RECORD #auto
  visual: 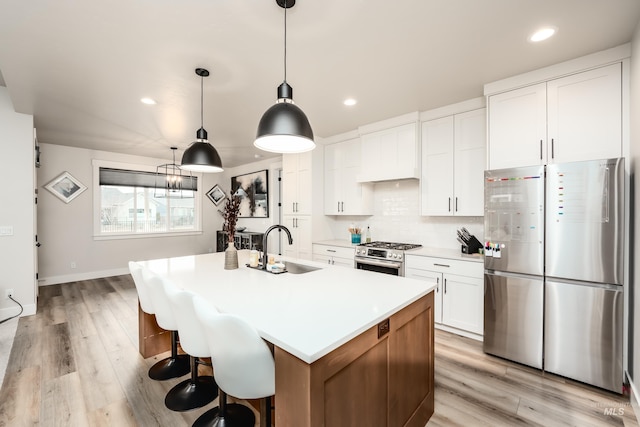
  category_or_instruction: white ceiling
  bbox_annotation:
[1,0,639,168]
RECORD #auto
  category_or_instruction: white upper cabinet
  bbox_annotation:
[282,151,312,215]
[324,138,373,215]
[422,116,454,215]
[421,101,485,217]
[487,83,546,169]
[357,114,420,182]
[546,63,622,163]
[488,62,623,169]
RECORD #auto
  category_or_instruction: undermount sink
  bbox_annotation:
[250,261,321,275]
[285,262,321,275]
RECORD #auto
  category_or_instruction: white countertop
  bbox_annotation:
[141,251,435,364]
[313,240,484,263]
[312,239,360,249]
[405,247,484,263]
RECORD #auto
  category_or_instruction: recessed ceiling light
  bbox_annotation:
[140,97,157,105]
[343,98,357,106]
[529,27,557,43]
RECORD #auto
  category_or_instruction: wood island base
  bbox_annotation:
[139,293,434,427]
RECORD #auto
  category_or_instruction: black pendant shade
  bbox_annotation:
[254,0,315,154]
[181,138,223,174]
[255,84,314,153]
[181,68,224,173]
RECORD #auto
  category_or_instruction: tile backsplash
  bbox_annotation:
[326,179,483,250]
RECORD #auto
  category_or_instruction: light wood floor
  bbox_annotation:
[0,274,637,427]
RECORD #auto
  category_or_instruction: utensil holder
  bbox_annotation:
[351,234,361,244]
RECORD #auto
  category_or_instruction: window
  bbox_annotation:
[94,162,201,237]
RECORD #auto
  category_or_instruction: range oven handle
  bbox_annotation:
[355,258,402,269]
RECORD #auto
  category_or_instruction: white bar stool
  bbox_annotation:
[161,277,218,411]
[128,261,189,380]
[193,295,275,427]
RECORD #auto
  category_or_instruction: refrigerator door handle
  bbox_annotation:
[547,276,622,292]
[604,167,609,222]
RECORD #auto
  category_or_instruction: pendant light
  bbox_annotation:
[181,68,224,173]
[254,0,315,154]
[154,147,195,198]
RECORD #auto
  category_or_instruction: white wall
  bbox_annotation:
[37,145,285,285]
[203,157,283,254]
[0,87,36,317]
[37,143,221,284]
[629,18,640,407]
[324,179,483,249]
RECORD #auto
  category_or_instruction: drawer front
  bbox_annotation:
[405,255,482,278]
[312,244,354,259]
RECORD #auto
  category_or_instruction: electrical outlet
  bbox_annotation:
[70,261,77,269]
[5,289,14,299]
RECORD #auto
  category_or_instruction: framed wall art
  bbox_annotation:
[44,171,87,204]
[206,184,226,206]
[231,169,269,218]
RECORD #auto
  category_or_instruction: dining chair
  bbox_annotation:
[161,277,218,411]
[128,261,189,380]
[193,295,275,427]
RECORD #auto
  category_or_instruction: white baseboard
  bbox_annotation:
[0,303,36,319]
[435,323,483,341]
[39,267,130,286]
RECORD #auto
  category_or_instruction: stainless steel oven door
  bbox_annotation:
[355,257,403,276]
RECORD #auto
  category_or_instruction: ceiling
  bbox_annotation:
[1,0,639,168]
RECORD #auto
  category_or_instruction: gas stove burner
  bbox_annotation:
[359,241,422,251]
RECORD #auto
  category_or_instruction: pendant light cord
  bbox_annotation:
[200,74,204,128]
[283,0,287,83]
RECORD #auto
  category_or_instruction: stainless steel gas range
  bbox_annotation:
[354,241,422,276]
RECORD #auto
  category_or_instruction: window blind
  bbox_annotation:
[99,167,198,191]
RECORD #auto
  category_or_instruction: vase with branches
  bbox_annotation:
[222,193,241,269]
[223,193,241,244]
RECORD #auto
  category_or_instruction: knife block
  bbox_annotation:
[462,236,483,254]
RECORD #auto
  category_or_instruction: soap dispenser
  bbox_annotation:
[249,247,260,268]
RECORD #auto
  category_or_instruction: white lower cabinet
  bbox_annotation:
[405,255,483,337]
[283,216,312,261]
[312,244,354,268]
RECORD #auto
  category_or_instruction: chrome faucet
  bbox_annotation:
[262,224,293,270]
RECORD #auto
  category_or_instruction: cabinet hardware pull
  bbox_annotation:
[540,140,543,160]
[448,197,451,212]
[436,277,439,292]
[337,201,340,212]
[327,249,336,253]
[444,278,447,294]
[455,197,458,212]
[341,201,344,212]
[433,263,450,268]
[551,138,555,159]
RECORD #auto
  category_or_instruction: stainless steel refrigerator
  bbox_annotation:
[483,158,624,393]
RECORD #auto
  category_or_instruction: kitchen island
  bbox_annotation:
[139,251,435,427]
